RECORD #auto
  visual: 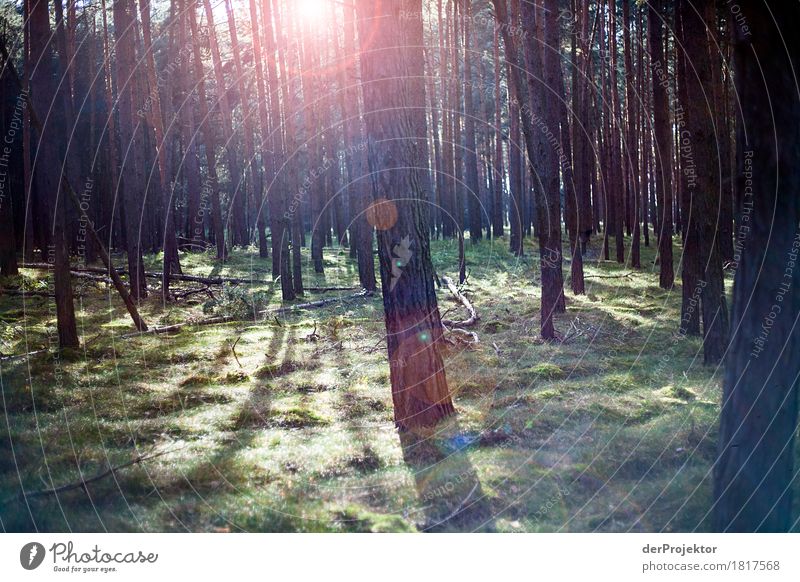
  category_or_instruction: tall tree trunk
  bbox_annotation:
[519,0,565,338]
[463,2,481,244]
[679,0,729,364]
[187,2,226,260]
[673,0,701,337]
[172,0,202,251]
[113,0,149,300]
[0,54,18,276]
[638,6,650,248]
[201,0,245,250]
[138,0,181,299]
[300,17,325,275]
[559,6,582,295]
[491,25,504,239]
[648,0,674,289]
[28,0,79,347]
[224,0,256,252]
[623,1,641,269]
[608,0,625,264]
[341,0,376,292]
[571,0,593,258]
[249,0,271,263]
[508,62,524,256]
[438,0,455,241]
[451,0,466,282]
[282,0,305,295]
[255,0,294,300]
[356,0,455,430]
[714,0,800,532]
[492,0,530,254]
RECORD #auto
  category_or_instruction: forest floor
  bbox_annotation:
[2,233,796,532]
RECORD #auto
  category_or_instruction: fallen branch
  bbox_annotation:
[25,263,359,292]
[0,348,48,362]
[22,263,269,286]
[584,271,635,280]
[121,292,375,338]
[444,326,480,345]
[1,289,56,298]
[21,449,174,500]
[306,286,358,293]
[265,290,374,317]
[440,276,479,328]
[171,285,212,299]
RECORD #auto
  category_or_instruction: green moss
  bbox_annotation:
[179,374,214,388]
[230,404,329,430]
[254,360,300,378]
[222,370,250,384]
[658,384,698,401]
[527,362,565,380]
[604,372,640,393]
[332,505,415,533]
[0,239,732,533]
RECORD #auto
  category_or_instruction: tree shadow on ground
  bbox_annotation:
[398,419,495,532]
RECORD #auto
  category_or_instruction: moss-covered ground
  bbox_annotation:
[2,232,797,532]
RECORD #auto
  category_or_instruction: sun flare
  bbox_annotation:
[297,0,328,23]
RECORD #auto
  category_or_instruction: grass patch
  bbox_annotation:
[0,236,755,532]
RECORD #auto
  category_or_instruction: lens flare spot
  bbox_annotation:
[366,198,399,230]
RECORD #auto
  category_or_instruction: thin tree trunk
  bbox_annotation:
[608,0,625,264]
[341,0,376,292]
[623,1,641,269]
[559,6,583,295]
[113,0,149,300]
[492,25,504,239]
[187,3,226,260]
[674,0,701,337]
[463,2,481,245]
[138,0,181,299]
[257,0,295,300]
[201,0,245,250]
[452,0,466,282]
[648,0,674,289]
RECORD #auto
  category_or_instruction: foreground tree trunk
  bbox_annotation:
[356,0,455,431]
[713,0,800,533]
